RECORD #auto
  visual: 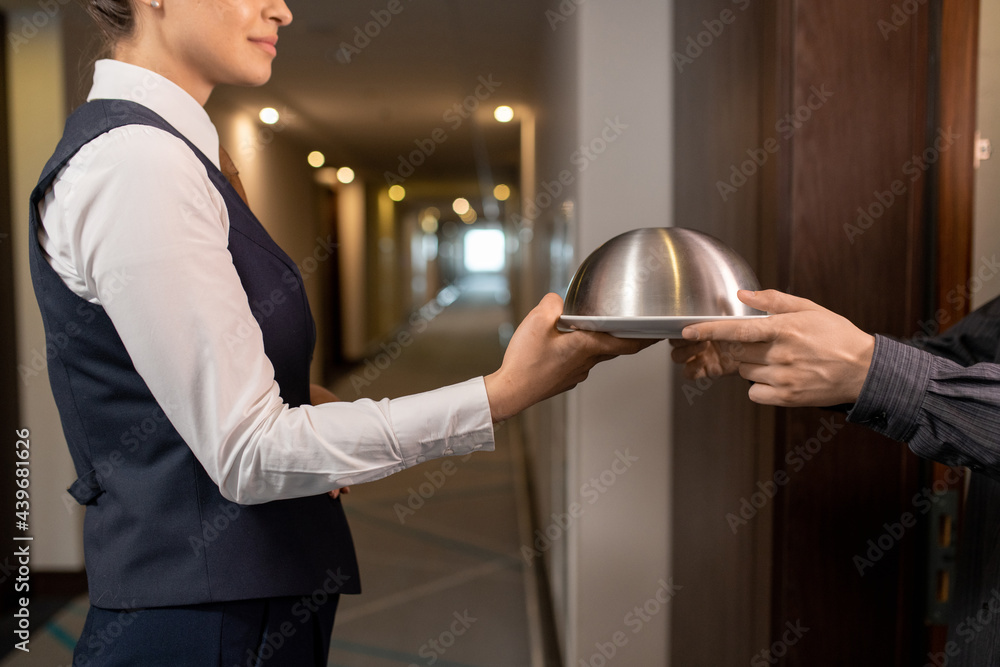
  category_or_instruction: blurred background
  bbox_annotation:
[0,0,999,665]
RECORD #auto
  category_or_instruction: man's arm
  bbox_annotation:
[677,290,1000,478]
[907,295,1000,366]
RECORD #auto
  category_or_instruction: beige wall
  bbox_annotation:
[569,1,673,664]
[337,180,368,361]
[519,0,577,648]
[974,0,1000,308]
[7,8,83,570]
[522,0,674,662]
[207,101,329,382]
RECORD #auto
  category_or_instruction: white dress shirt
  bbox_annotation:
[37,59,495,505]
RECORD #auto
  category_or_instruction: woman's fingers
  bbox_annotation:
[484,294,659,422]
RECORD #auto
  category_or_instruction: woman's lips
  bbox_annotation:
[250,37,278,56]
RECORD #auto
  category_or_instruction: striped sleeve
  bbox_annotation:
[848,334,1000,475]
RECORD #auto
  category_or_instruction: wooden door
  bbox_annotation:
[770,0,975,663]
[671,0,978,664]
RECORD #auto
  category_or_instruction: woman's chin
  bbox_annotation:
[228,65,273,88]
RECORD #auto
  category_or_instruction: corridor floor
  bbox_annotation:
[0,276,545,666]
[324,277,540,667]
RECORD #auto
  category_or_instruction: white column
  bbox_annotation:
[567,0,674,663]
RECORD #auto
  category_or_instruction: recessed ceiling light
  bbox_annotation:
[308,151,325,168]
[337,167,355,184]
[494,106,514,123]
[259,107,280,125]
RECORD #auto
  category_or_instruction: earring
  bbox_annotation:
[150,0,160,7]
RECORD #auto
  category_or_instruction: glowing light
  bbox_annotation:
[452,197,471,215]
[336,167,355,184]
[460,208,478,224]
[259,107,280,125]
[421,216,439,234]
[388,185,406,202]
[307,151,326,168]
[493,184,511,201]
[494,105,514,123]
[420,207,440,233]
[464,229,506,272]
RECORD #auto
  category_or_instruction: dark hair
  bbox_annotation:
[78,0,135,54]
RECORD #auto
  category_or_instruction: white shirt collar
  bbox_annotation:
[88,59,221,170]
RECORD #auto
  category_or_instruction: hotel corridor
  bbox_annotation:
[0,276,551,667]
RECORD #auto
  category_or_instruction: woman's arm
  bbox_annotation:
[63,127,650,506]
[310,385,350,499]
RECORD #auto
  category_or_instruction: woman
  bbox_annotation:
[28,0,650,663]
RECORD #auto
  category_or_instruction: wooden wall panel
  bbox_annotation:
[672,0,939,663]
[671,0,777,663]
[772,0,931,663]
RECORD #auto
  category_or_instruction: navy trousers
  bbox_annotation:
[72,594,340,666]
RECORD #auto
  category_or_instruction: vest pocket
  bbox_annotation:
[68,468,105,505]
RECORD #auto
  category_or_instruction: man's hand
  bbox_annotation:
[484,293,657,422]
[677,290,875,407]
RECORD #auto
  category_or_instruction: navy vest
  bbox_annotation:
[28,99,360,608]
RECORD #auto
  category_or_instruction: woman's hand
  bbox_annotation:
[309,383,351,499]
[677,290,875,407]
[484,293,656,423]
[669,339,743,380]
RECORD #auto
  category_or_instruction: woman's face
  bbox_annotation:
[134,0,293,100]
